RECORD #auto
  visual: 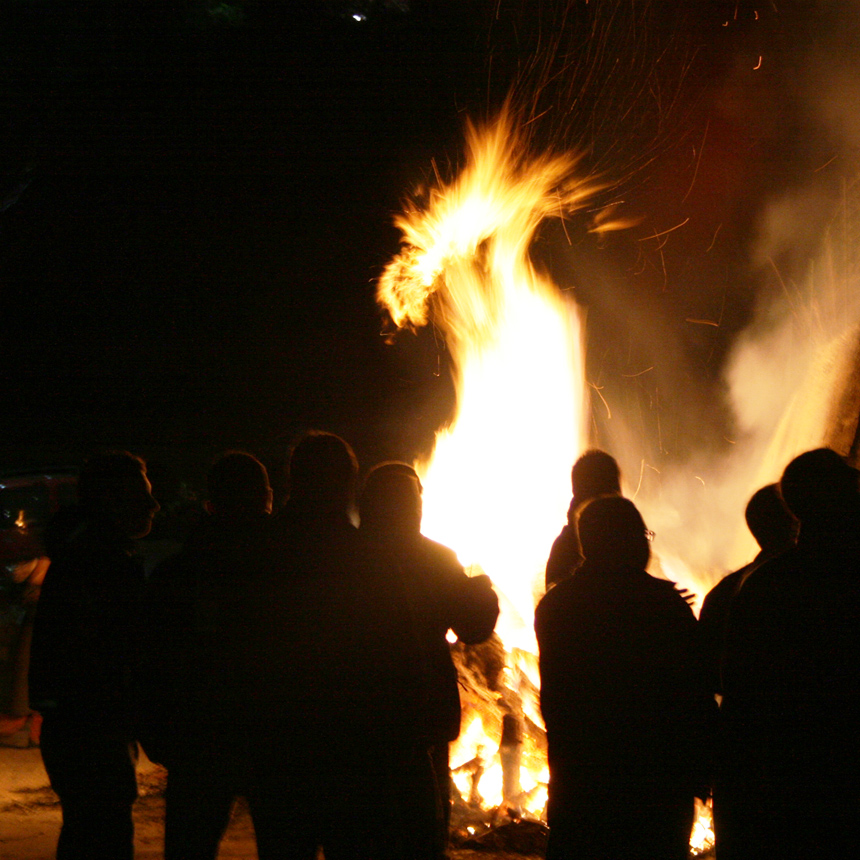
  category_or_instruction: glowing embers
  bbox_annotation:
[448,640,547,834]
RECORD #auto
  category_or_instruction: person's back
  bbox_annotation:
[259,506,418,736]
[718,449,860,860]
[31,519,147,733]
[536,496,712,860]
[141,451,273,860]
[29,451,159,860]
[248,434,426,860]
[359,463,498,737]
[698,483,797,696]
[359,462,499,857]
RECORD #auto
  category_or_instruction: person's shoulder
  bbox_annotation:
[647,572,688,594]
[419,535,462,568]
[734,547,799,600]
[536,574,579,615]
[536,576,592,647]
[664,575,696,601]
[700,567,746,625]
[51,520,121,567]
[637,572,697,615]
[705,565,748,601]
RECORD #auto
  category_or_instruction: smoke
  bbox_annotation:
[378,2,860,601]
[636,2,860,596]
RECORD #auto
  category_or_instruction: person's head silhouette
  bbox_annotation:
[206,451,272,521]
[571,450,621,505]
[576,495,650,572]
[359,461,423,540]
[744,483,797,555]
[77,451,160,540]
[287,431,358,517]
[779,448,860,530]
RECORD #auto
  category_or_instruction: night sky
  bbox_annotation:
[2,1,856,494]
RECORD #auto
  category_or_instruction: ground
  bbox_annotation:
[0,745,538,860]
[0,745,250,859]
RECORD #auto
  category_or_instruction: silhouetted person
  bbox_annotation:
[247,432,426,860]
[359,462,499,857]
[717,448,860,860]
[536,496,713,860]
[29,451,160,860]
[545,450,621,590]
[698,483,797,695]
[141,451,273,860]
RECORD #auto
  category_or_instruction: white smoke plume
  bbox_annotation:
[640,3,860,598]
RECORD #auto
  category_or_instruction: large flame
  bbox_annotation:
[378,110,595,650]
[375,58,860,860]
[377,109,717,847]
[377,110,596,824]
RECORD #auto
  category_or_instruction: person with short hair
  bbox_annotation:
[717,448,860,860]
[29,451,159,860]
[248,432,426,860]
[544,450,622,590]
[359,461,499,857]
[536,496,713,860]
[141,450,273,860]
[205,449,274,521]
[698,483,797,695]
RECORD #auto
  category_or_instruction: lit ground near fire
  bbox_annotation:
[0,747,542,860]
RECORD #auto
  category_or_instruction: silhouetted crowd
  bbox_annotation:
[536,447,860,860]
[25,437,860,860]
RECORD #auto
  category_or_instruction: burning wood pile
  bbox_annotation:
[447,635,549,854]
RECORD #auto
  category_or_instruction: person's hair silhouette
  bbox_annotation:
[206,451,272,521]
[571,450,621,504]
[286,431,358,516]
[576,494,649,571]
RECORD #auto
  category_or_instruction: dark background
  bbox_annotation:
[1,0,853,497]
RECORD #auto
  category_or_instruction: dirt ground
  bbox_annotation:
[0,745,538,860]
[0,745,254,859]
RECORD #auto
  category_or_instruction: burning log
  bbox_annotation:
[448,635,549,849]
[452,751,486,807]
[499,713,523,815]
[460,819,550,856]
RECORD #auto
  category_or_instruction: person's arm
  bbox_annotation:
[545,524,580,590]
[448,572,499,644]
[425,541,499,643]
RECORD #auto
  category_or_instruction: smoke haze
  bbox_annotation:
[622,1,860,593]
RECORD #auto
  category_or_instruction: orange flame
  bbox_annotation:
[377,109,718,849]
[377,109,597,822]
[379,109,597,651]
